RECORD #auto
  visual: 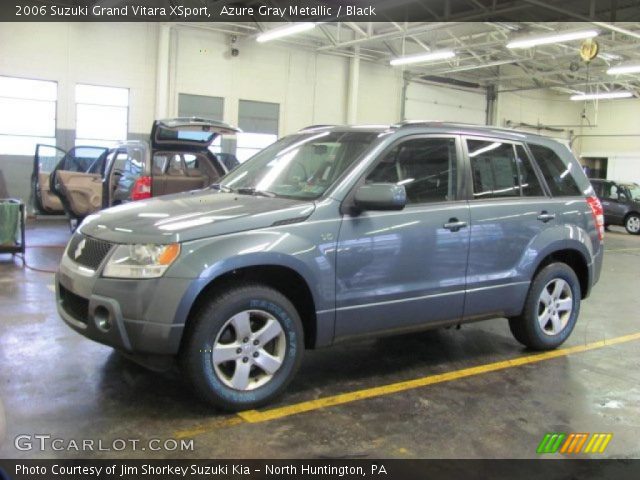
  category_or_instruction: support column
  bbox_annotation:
[346,46,360,124]
[155,23,171,119]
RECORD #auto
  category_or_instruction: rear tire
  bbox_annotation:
[181,284,304,411]
[509,263,580,350]
[624,213,640,235]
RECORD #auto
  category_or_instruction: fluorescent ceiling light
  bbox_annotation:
[607,63,640,75]
[507,29,598,49]
[570,91,633,101]
[256,23,315,43]
[390,50,455,66]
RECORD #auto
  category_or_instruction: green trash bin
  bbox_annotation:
[0,199,22,247]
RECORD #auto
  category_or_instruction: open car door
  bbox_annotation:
[32,144,66,214]
[50,146,109,219]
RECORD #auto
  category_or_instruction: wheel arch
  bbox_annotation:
[178,260,320,351]
[531,247,590,299]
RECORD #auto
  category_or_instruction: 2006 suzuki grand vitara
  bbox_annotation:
[56,122,604,410]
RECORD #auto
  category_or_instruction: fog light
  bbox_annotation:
[94,306,112,332]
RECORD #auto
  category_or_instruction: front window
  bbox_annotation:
[220,131,379,200]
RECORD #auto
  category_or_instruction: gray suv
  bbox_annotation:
[56,122,604,410]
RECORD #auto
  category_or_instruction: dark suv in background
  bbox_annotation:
[56,122,604,410]
[32,118,239,222]
[589,178,640,234]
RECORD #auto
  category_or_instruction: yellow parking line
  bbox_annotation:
[174,416,244,439]
[174,332,640,438]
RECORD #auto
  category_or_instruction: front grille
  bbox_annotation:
[67,234,113,270]
[59,284,89,324]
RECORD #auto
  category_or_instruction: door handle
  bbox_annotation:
[443,218,467,232]
[537,211,556,223]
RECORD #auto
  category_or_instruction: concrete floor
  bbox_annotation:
[0,219,639,459]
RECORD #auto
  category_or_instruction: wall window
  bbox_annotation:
[178,93,224,154]
[237,100,279,162]
[0,76,57,155]
[75,84,128,147]
[367,137,458,204]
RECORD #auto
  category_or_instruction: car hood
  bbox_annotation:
[79,190,315,244]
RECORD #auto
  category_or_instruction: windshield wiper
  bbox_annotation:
[235,187,277,198]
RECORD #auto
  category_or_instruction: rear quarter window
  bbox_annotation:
[528,144,582,196]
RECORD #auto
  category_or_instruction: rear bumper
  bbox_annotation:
[56,256,191,355]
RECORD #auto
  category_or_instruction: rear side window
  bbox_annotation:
[468,140,519,198]
[528,144,582,196]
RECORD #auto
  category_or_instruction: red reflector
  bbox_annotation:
[586,195,604,241]
[131,176,152,201]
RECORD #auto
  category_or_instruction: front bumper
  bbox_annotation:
[56,253,191,355]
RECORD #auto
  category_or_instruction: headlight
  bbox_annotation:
[103,243,181,279]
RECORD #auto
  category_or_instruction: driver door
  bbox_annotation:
[335,135,470,340]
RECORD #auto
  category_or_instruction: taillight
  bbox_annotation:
[131,176,152,201]
[586,195,604,241]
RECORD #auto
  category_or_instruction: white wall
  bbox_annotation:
[171,26,350,135]
[0,22,158,135]
[495,89,581,140]
[405,82,486,124]
[577,98,640,157]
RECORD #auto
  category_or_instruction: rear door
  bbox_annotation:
[52,146,108,218]
[335,135,470,339]
[32,144,66,214]
[462,136,553,320]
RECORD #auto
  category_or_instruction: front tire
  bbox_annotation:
[509,263,580,350]
[181,284,304,411]
[624,213,640,235]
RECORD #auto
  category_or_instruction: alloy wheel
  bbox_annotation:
[626,215,640,233]
[537,278,573,336]
[211,310,286,391]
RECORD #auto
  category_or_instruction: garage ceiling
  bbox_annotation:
[183,0,640,95]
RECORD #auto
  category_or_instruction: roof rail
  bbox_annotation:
[392,120,484,129]
[298,124,338,132]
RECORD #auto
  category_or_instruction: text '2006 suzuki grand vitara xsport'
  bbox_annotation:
[56,122,604,410]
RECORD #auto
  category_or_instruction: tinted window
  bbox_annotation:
[468,140,519,198]
[528,144,582,196]
[515,145,545,196]
[367,137,457,204]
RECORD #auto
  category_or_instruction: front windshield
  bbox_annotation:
[220,131,380,199]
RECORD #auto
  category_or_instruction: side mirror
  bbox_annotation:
[354,183,406,211]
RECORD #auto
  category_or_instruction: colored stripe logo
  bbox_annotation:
[537,433,612,454]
